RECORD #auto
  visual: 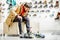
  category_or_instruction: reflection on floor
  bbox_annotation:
[0,32,60,40]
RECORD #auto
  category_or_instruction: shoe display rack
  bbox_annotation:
[19,0,60,18]
[0,2,2,23]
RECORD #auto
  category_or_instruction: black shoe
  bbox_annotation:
[20,36,33,38]
[38,1,42,4]
[55,17,59,20]
[34,1,37,4]
[20,36,33,39]
[44,4,48,8]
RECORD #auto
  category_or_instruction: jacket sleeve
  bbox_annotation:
[15,5,21,15]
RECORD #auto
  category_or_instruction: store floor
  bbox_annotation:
[0,32,60,40]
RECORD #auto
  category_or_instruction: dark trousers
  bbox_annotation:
[13,16,30,34]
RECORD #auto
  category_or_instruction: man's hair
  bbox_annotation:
[24,3,30,8]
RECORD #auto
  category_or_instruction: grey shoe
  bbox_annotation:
[20,33,33,38]
[34,33,45,38]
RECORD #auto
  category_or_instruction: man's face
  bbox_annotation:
[24,6,30,12]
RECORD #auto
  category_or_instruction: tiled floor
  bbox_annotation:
[0,33,60,40]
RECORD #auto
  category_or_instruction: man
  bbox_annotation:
[12,3,32,38]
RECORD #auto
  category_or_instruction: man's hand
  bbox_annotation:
[23,12,28,17]
[17,15,22,19]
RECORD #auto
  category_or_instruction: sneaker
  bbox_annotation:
[24,33,33,38]
[20,33,33,39]
[55,17,59,20]
[19,33,24,37]
[34,34,45,38]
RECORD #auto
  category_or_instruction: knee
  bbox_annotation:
[26,17,29,21]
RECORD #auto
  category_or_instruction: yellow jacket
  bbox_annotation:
[5,5,21,27]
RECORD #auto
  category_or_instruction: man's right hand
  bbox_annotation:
[17,15,22,19]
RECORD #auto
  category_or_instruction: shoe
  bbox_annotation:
[54,1,59,8]
[54,5,59,8]
[55,17,59,20]
[49,0,53,4]
[44,4,48,8]
[19,33,24,37]
[34,1,37,4]
[43,0,47,4]
[40,34,45,38]
[33,14,37,16]
[33,5,37,8]
[35,34,45,38]
[38,1,42,4]
[49,4,53,8]
[20,33,33,39]
[38,5,42,8]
